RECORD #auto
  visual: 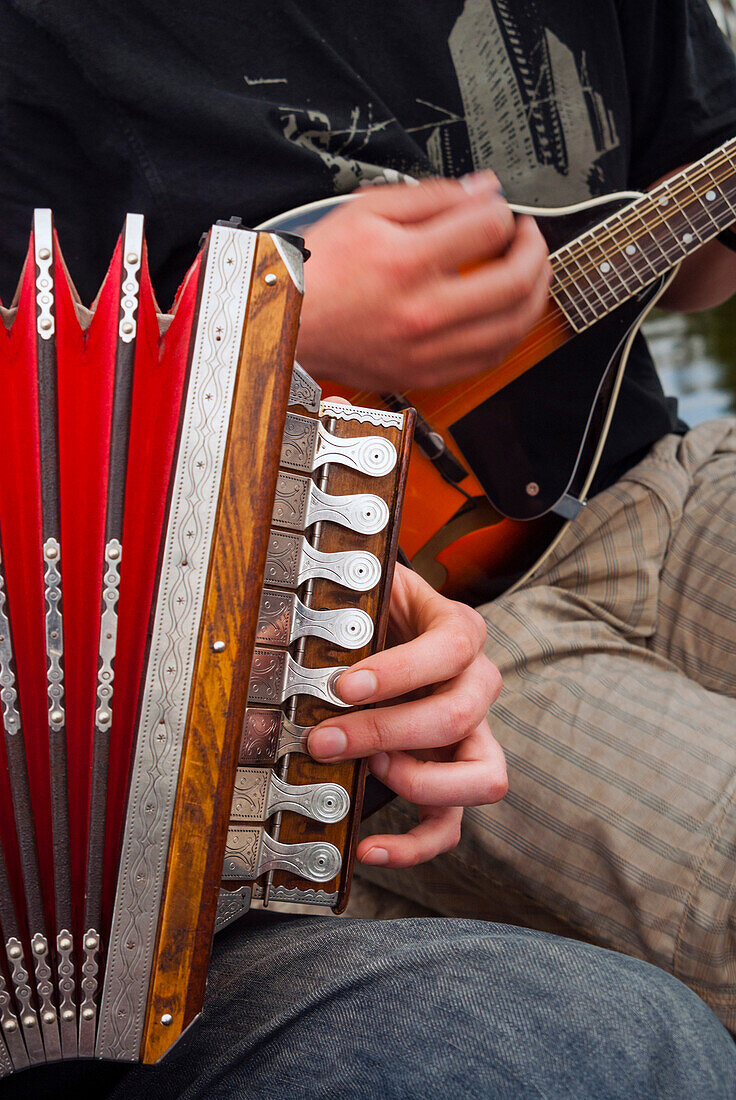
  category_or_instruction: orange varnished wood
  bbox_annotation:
[140,234,301,1063]
[269,409,414,911]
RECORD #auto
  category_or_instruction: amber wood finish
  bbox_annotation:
[141,234,301,1063]
[270,409,414,911]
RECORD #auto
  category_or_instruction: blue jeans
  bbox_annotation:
[2,914,735,1098]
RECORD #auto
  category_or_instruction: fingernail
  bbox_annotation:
[337,669,378,704]
[369,752,390,780]
[361,846,389,866]
[308,726,347,759]
[460,171,502,195]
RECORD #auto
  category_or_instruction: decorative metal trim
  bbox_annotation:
[97,225,256,1061]
[56,929,77,1059]
[31,933,60,1061]
[252,884,338,908]
[319,401,404,429]
[94,539,122,733]
[269,233,304,294]
[0,555,21,739]
[119,214,144,343]
[0,969,26,1072]
[223,828,341,882]
[42,538,64,732]
[257,588,373,650]
[214,887,252,934]
[264,531,381,592]
[231,767,349,824]
[78,928,100,1057]
[288,362,321,413]
[6,938,44,1064]
[272,473,389,535]
[33,208,55,340]
[314,425,397,477]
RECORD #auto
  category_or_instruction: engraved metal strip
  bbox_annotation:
[214,887,252,934]
[56,930,77,1059]
[79,929,99,1055]
[0,556,20,738]
[288,362,321,412]
[272,473,389,535]
[232,768,349,824]
[223,828,341,882]
[6,938,44,1064]
[97,225,257,1061]
[257,588,373,650]
[43,538,64,730]
[251,884,338,908]
[119,214,144,343]
[0,969,26,1071]
[95,539,122,732]
[281,412,318,472]
[247,649,349,708]
[34,208,55,340]
[319,400,404,429]
[264,531,381,592]
[31,933,61,1061]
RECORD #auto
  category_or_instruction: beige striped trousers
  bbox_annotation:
[352,418,736,1032]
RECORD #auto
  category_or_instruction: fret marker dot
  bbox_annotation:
[599,262,611,274]
[706,190,717,202]
[683,233,693,244]
[659,196,669,206]
[626,245,637,256]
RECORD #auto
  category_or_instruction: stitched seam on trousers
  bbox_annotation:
[672,770,736,990]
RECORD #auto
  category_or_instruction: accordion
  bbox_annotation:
[0,211,413,1074]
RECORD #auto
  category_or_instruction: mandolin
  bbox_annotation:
[260,137,736,605]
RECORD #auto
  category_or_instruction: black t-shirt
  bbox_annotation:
[2,0,736,488]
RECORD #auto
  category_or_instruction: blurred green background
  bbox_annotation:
[643,2,736,427]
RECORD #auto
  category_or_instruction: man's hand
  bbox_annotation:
[297,174,551,391]
[307,564,507,868]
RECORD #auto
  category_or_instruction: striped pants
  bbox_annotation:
[352,418,736,1032]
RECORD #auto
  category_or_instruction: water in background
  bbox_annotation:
[644,300,736,426]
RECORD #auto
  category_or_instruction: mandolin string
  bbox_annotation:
[550,146,736,296]
[347,144,736,414]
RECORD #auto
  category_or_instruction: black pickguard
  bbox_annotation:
[449,198,668,520]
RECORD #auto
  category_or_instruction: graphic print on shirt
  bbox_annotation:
[270,0,620,203]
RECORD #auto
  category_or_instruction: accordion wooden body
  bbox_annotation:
[0,211,413,1074]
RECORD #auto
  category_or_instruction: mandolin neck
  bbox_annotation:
[550,137,736,332]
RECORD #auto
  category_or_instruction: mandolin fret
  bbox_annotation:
[551,138,736,332]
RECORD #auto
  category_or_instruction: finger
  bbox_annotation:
[405,273,551,381]
[356,172,500,225]
[335,596,489,706]
[407,216,550,333]
[366,723,508,806]
[357,806,463,869]
[406,189,514,273]
[309,656,499,760]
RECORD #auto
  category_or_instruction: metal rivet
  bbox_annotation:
[126,252,140,264]
[46,544,58,559]
[40,318,53,331]
[58,937,72,952]
[121,321,135,335]
[42,1011,56,1025]
[8,946,21,960]
[85,935,98,951]
[108,546,120,560]
[62,1009,74,1022]
[82,1007,95,1021]
[213,640,226,653]
[38,248,51,261]
[33,941,44,955]
[526,482,540,497]
[264,273,277,286]
[51,709,64,724]
[22,1016,36,1029]
[3,1020,16,1032]
[161,1013,173,1027]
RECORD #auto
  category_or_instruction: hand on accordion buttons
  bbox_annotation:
[307,564,507,869]
[297,173,551,392]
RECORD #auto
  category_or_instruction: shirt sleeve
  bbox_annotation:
[617,0,736,187]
